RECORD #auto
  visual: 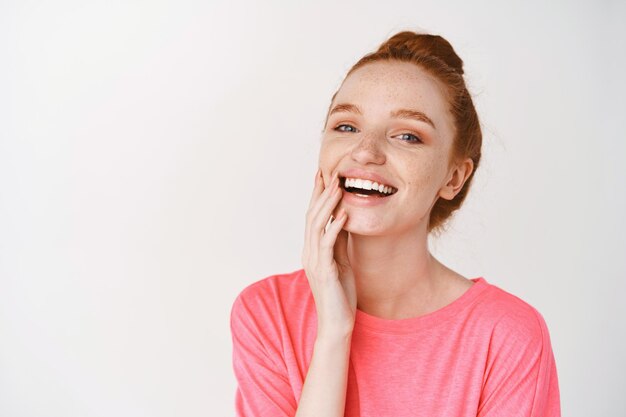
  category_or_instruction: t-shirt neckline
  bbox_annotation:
[354,277,489,334]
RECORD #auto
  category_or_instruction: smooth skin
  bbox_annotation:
[297,170,354,417]
[297,61,475,416]
[302,169,356,338]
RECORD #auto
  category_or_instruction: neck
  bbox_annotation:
[347,223,446,319]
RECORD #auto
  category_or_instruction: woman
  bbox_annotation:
[230,31,560,417]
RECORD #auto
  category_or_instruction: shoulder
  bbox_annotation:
[474,280,561,415]
[473,278,554,357]
[230,268,311,325]
[230,268,315,366]
[232,268,309,307]
[479,280,550,336]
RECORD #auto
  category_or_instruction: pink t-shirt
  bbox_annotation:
[230,269,560,416]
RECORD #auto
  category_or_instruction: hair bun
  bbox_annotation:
[378,31,465,75]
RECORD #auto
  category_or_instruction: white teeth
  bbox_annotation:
[344,177,396,194]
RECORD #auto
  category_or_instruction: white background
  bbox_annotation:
[1,0,625,416]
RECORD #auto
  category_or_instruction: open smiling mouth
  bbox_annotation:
[340,177,398,197]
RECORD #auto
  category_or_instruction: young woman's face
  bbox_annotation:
[319,60,461,236]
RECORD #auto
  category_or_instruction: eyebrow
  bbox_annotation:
[328,103,437,130]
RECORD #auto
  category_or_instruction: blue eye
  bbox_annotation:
[397,133,422,143]
[333,124,422,143]
[334,124,357,132]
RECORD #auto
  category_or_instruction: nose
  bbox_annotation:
[350,132,386,165]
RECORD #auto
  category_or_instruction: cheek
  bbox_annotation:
[318,145,332,170]
[318,139,344,167]
[404,163,439,189]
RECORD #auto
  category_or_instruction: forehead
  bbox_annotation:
[332,61,453,136]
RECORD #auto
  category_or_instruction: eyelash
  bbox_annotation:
[333,124,423,143]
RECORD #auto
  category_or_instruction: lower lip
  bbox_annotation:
[341,188,396,206]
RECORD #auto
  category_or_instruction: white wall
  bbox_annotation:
[1,0,624,416]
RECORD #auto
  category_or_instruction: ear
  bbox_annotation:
[438,158,474,201]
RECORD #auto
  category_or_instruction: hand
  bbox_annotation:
[302,169,357,340]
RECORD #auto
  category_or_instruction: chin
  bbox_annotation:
[343,217,389,236]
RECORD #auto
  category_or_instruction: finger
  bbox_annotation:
[324,209,347,236]
[309,171,340,223]
[305,169,332,241]
[307,168,324,209]
[308,173,342,264]
[304,168,324,251]
[306,170,338,237]
[320,209,348,265]
[310,173,342,242]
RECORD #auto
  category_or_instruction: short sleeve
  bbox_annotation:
[230,290,297,417]
[477,307,561,417]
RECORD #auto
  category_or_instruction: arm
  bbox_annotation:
[478,309,561,417]
[295,168,356,416]
[295,333,352,417]
[231,289,354,417]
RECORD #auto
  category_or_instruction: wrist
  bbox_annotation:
[315,330,353,349]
